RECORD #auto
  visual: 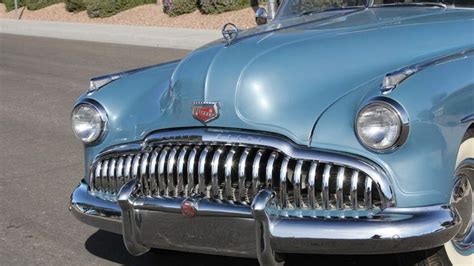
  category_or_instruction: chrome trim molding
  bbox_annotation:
[381,48,474,94]
[355,96,410,154]
[72,98,108,145]
[88,60,180,93]
[70,180,464,259]
[117,179,150,256]
[268,205,461,255]
[89,128,396,211]
[70,129,474,261]
[143,129,395,204]
[252,190,284,266]
[69,181,122,234]
[460,114,474,124]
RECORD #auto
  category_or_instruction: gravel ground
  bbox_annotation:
[0,3,257,29]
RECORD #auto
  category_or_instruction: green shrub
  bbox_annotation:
[199,0,251,14]
[85,0,155,18]
[3,0,25,11]
[24,0,62,10]
[163,0,197,17]
[65,0,86,12]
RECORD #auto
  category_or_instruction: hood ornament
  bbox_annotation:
[222,23,239,46]
[192,101,220,124]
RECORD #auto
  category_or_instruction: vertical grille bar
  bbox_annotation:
[266,152,278,188]
[336,166,345,210]
[167,147,178,197]
[140,153,149,195]
[124,155,133,183]
[187,147,198,196]
[108,158,117,194]
[350,171,359,210]
[198,147,210,195]
[89,171,95,191]
[279,157,290,209]
[293,160,304,208]
[322,164,332,210]
[94,161,102,191]
[101,160,109,193]
[364,178,373,209]
[379,191,386,209]
[131,155,141,189]
[308,162,318,209]
[149,149,160,196]
[252,150,264,197]
[157,148,169,195]
[224,149,237,200]
[177,147,189,196]
[211,148,224,198]
[238,149,250,201]
[89,140,387,213]
[116,157,124,191]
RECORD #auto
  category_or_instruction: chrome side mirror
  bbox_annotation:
[255,7,268,25]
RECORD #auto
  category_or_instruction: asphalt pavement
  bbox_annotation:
[0,34,400,266]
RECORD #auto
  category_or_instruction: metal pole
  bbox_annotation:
[14,0,18,19]
[267,0,278,20]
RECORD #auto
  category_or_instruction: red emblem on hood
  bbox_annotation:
[192,101,220,123]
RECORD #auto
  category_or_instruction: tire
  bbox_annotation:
[397,247,452,266]
[397,127,473,266]
[444,127,474,265]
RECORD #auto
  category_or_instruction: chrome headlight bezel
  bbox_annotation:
[355,97,410,153]
[71,99,108,145]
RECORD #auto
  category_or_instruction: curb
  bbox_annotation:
[0,19,221,50]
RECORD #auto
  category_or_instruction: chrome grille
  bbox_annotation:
[90,140,388,212]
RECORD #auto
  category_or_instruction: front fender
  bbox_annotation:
[311,54,474,208]
[75,60,203,176]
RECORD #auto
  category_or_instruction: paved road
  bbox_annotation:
[0,34,399,266]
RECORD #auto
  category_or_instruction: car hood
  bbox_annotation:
[167,7,473,144]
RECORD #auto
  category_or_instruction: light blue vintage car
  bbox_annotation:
[69,1,473,265]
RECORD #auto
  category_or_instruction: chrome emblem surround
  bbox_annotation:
[222,23,239,46]
[181,199,197,218]
[192,101,220,124]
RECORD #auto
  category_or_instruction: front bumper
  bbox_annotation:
[70,180,462,261]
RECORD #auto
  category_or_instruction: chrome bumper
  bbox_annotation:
[70,180,462,264]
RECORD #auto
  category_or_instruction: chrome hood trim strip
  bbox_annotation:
[381,48,474,94]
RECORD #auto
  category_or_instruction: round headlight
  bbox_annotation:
[356,99,408,152]
[71,101,106,144]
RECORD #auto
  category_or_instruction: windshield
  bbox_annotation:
[276,0,367,19]
[276,0,474,19]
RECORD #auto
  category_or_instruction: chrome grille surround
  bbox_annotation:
[88,129,395,216]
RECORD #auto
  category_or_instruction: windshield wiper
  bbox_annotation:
[375,2,448,8]
[300,6,362,17]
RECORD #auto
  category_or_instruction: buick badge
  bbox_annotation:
[192,101,220,124]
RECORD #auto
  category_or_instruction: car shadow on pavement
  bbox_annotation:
[85,230,259,266]
[86,230,400,266]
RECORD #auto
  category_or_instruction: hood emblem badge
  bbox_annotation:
[181,199,197,218]
[192,101,220,124]
[222,23,239,46]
